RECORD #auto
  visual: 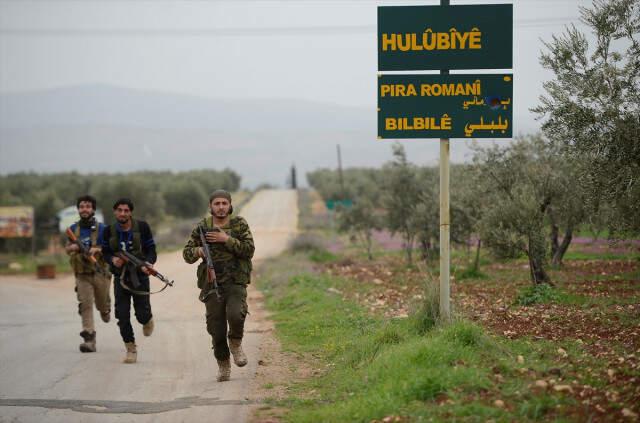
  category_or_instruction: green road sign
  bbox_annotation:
[378,4,513,71]
[325,199,353,211]
[378,74,513,139]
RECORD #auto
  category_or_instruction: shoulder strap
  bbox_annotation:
[109,224,119,252]
[131,220,142,254]
[89,224,99,246]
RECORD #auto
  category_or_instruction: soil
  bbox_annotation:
[247,283,316,423]
[322,254,640,422]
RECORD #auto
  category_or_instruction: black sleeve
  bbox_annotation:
[101,225,114,265]
[139,221,157,264]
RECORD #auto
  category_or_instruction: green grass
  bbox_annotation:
[309,249,338,263]
[563,250,639,261]
[257,253,578,422]
[455,266,490,281]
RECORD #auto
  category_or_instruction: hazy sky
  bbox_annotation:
[2,0,591,105]
[0,0,595,182]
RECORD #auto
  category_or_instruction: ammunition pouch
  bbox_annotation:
[196,262,207,289]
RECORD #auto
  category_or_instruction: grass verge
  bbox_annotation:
[256,251,580,422]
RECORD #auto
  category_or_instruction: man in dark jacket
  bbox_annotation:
[102,198,157,364]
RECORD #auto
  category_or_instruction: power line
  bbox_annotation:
[0,0,585,2]
[0,18,584,37]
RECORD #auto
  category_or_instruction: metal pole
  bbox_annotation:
[439,137,450,321]
[337,144,346,200]
[439,0,451,321]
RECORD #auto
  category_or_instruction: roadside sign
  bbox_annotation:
[378,73,512,139]
[325,199,353,211]
[0,206,34,238]
[378,4,513,71]
[377,2,514,321]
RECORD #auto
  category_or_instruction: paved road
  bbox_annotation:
[0,189,298,423]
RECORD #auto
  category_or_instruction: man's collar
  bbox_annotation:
[117,220,133,231]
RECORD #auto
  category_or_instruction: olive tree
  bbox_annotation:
[533,0,640,234]
[382,143,421,265]
[473,135,574,284]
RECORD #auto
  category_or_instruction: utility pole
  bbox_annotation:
[336,144,346,200]
[290,164,297,189]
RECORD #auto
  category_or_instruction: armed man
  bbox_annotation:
[182,190,255,382]
[64,195,111,353]
[101,198,157,364]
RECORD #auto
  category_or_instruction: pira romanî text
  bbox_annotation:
[380,80,481,97]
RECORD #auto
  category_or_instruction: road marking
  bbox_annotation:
[0,397,254,414]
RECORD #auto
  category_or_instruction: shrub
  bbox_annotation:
[516,283,559,306]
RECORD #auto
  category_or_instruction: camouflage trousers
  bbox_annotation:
[75,273,111,333]
[205,283,248,361]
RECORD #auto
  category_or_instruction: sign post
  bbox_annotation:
[377,1,513,321]
[440,0,450,321]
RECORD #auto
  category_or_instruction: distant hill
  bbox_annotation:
[0,84,370,131]
[0,84,525,187]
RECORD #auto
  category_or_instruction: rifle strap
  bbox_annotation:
[73,221,99,247]
[118,266,170,296]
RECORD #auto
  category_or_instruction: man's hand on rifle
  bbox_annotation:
[89,247,101,256]
[65,243,80,253]
[140,264,153,276]
[112,256,124,268]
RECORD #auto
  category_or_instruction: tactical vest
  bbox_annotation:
[108,220,143,259]
[197,216,252,286]
[69,223,106,275]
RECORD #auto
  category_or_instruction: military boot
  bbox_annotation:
[229,338,248,367]
[216,359,231,382]
[79,330,96,353]
[123,342,137,364]
[100,310,110,323]
[142,318,154,336]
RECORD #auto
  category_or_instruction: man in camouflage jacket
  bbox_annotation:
[182,190,255,382]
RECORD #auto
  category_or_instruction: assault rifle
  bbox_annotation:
[65,227,109,276]
[198,225,221,303]
[116,250,174,292]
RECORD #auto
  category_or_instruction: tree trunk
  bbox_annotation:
[473,238,482,271]
[550,222,559,258]
[419,238,429,262]
[405,244,413,265]
[365,231,373,261]
[548,206,559,259]
[528,254,551,285]
[403,230,414,266]
[551,226,573,267]
[527,233,552,285]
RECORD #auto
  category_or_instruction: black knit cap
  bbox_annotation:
[209,190,232,203]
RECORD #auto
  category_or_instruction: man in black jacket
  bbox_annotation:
[102,198,157,364]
